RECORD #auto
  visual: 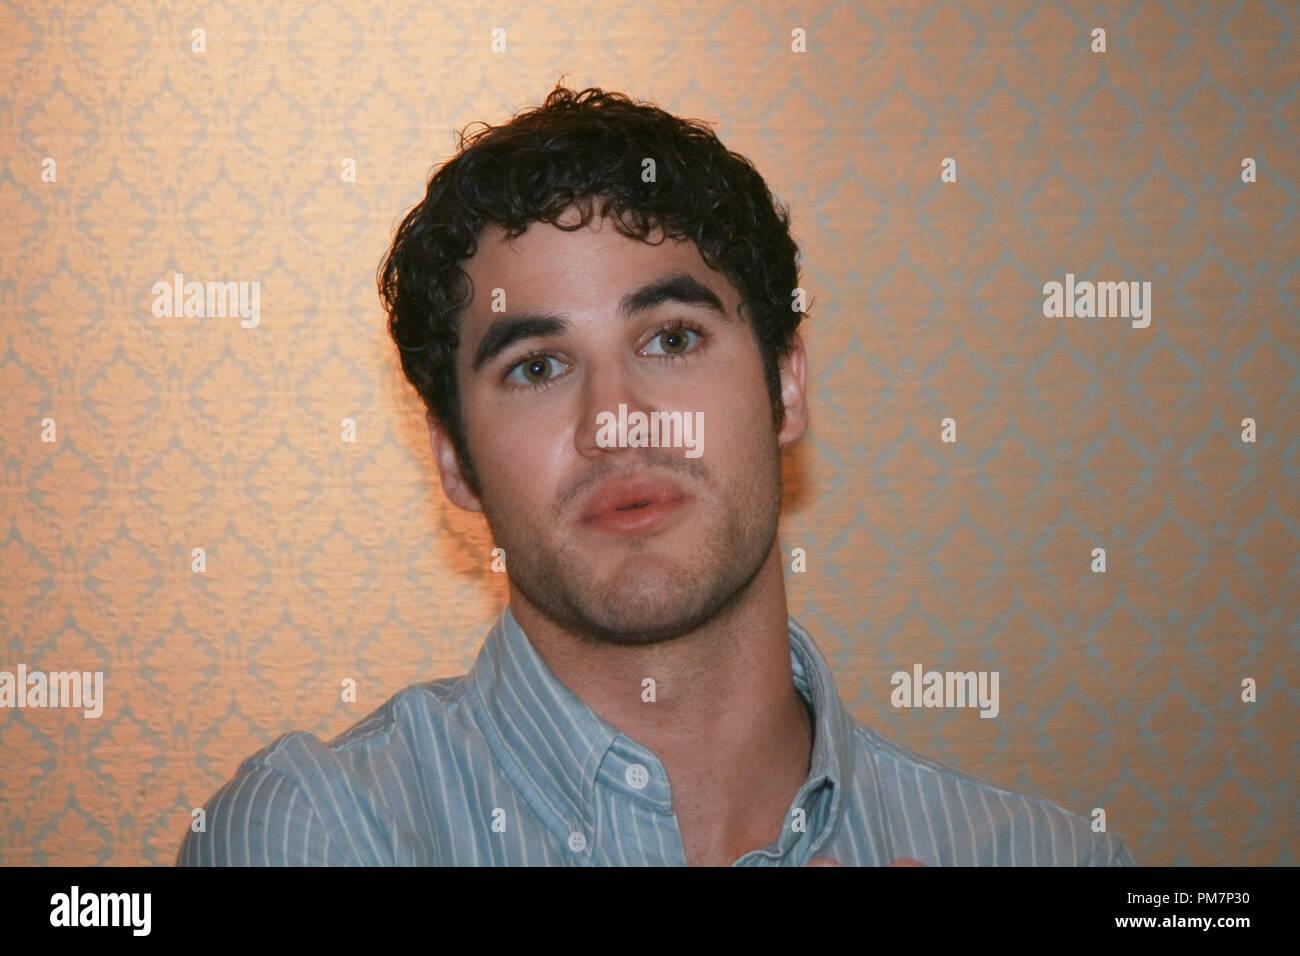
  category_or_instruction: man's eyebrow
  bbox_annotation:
[618,272,730,324]
[471,315,566,373]
[469,271,732,373]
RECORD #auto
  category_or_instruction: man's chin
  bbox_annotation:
[554,584,713,646]
[546,605,714,647]
[518,558,758,647]
[501,495,780,647]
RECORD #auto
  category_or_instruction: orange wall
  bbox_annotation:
[0,1,1295,865]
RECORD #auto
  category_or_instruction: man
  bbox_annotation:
[178,85,1134,866]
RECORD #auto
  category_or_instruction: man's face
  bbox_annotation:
[432,208,806,646]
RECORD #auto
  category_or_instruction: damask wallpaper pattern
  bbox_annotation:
[0,0,1295,865]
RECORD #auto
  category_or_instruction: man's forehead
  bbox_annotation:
[464,215,728,307]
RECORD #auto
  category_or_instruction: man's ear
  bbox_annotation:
[427,411,483,513]
[776,332,809,448]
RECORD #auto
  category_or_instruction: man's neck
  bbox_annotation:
[508,545,813,865]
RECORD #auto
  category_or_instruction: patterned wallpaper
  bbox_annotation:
[0,0,1295,866]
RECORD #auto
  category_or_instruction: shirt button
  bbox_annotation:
[625,763,650,790]
[567,831,587,852]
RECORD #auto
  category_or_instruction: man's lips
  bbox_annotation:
[579,475,691,534]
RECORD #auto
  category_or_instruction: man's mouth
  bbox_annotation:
[580,475,692,534]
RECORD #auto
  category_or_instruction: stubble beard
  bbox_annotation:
[481,451,782,647]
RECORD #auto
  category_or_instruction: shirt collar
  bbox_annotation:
[784,615,855,859]
[467,606,616,847]
[467,604,855,861]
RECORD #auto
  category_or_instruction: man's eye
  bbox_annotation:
[643,327,699,356]
[506,355,565,386]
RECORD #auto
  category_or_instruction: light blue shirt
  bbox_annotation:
[178,606,1135,866]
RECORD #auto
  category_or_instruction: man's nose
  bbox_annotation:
[574,361,648,459]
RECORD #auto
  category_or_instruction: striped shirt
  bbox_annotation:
[177,606,1135,866]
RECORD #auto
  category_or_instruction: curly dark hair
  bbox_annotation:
[378,84,805,498]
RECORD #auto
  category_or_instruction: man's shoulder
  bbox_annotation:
[259,673,474,776]
[334,673,475,749]
[844,719,1135,865]
[178,674,475,865]
[848,718,1043,801]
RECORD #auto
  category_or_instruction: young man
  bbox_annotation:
[179,86,1134,866]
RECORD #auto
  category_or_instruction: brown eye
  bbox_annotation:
[508,355,563,386]
[661,330,687,352]
[644,326,699,356]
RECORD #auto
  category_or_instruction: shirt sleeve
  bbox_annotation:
[176,762,359,866]
[1090,831,1137,866]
